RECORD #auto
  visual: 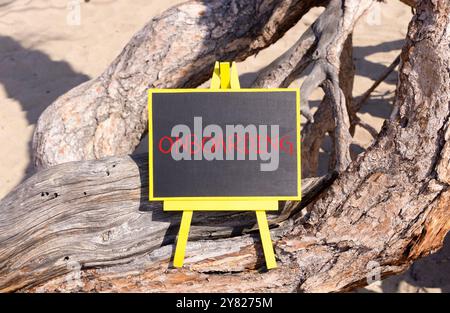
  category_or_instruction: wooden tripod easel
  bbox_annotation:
[167,61,277,269]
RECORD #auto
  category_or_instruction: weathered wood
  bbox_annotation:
[252,21,316,90]
[0,154,329,292]
[301,0,376,174]
[292,0,450,291]
[253,0,374,176]
[298,1,403,177]
[32,0,324,169]
[327,33,356,172]
[301,35,374,176]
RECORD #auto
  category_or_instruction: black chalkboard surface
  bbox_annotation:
[148,89,300,200]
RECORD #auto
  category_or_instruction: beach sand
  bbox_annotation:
[0,0,448,292]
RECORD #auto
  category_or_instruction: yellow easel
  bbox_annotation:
[169,61,277,269]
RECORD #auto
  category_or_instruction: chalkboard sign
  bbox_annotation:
[148,89,300,201]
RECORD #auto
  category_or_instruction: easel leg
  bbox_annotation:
[255,210,277,269]
[173,210,193,268]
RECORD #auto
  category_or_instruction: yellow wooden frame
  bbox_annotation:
[148,61,301,270]
[148,89,301,202]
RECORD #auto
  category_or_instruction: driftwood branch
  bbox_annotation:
[32,0,324,169]
[300,0,376,173]
[252,27,316,89]
[255,0,375,175]
[0,154,330,292]
[300,53,400,177]
[299,35,356,176]
[253,0,371,176]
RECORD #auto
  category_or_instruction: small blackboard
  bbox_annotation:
[148,89,300,200]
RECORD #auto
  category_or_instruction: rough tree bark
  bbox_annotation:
[1,0,449,292]
[252,0,369,176]
[0,155,331,292]
[300,41,401,176]
[297,0,375,173]
[32,0,325,169]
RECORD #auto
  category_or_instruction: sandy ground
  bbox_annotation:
[0,0,448,292]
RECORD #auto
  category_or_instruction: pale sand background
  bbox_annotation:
[0,0,448,292]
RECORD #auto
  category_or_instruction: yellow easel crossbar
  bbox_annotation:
[172,61,277,269]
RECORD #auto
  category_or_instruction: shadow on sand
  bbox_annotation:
[0,35,90,179]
